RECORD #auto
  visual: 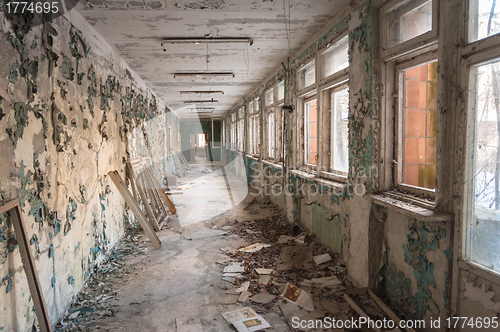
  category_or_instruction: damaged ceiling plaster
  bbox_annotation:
[75,0,351,118]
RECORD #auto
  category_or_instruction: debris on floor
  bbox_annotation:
[221,307,271,332]
[52,196,407,332]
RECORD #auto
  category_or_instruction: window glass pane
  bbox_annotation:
[249,101,254,114]
[249,117,254,154]
[238,108,243,119]
[331,88,349,173]
[402,61,437,189]
[467,58,500,273]
[265,88,274,106]
[469,0,500,42]
[299,61,316,90]
[231,113,236,122]
[277,81,285,100]
[323,35,349,78]
[255,115,260,154]
[255,97,260,112]
[386,0,432,48]
[268,113,275,158]
[304,99,318,165]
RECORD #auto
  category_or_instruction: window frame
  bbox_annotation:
[266,109,276,160]
[380,0,439,61]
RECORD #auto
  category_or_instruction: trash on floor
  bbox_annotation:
[249,292,276,304]
[312,253,332,265]
[238,243,271,253]
[281,283,315,311]
[277,246,314,271]
[255,268,273,275]
[300,276,341,288]
[221,307,271,332]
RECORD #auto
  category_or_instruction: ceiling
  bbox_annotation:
[75,0,351,119]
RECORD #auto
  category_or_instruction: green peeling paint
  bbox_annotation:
[312,205,341,254]
[60,54,74,81]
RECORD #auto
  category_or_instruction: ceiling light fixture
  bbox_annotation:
[162,37,253,45]
[179,91,224,95]
[187,107,216,111]
[183,100,219,104]
[174,72,234,78]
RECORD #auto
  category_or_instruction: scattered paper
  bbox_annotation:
[223,272,242,278]
[294,233,306,244]
[224,264,245,273]
[277,235,295,244]
[255,268,273,275]
[239,243,271,253]
[221,307,271,332]
[301,276,341,288]
[313,253,332,265]
[222,276,237,283]
[281,283,315,311]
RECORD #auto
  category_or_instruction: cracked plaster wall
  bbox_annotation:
[0,10,178,332]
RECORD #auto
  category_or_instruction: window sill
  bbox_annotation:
[458,260,500,285]
[246,155,259,161]
[365,193,453,222]
[289,169,347,192]
[262,159,283,169]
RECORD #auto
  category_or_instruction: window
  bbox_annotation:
[249,100,254,114]
[277,81,285,101]
[237,119,244,152]
[331,86,349,173]
[398,60,437,190]
[248,114,260,155]
[304,98,318,165]
[255,97,260,112]
[238,107,244,119]
[268,112,276,159]
[265,88,274,106]
[469,0,500,42]
[384,0,433,48]
[231,117,236,150]
[466,57,500,274]
[298,61,316,90]
[322,35,349,78]
[253,115,260,155]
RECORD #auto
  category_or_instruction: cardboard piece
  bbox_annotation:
[258,275,271,285]
[238,243,271,253]
[312,253,332,265]
[281,283,315,311]
[221,307,271,332]
[277,246,314,271]
[301,276,342,288]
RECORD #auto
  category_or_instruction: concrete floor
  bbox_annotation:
[88,192,292,331]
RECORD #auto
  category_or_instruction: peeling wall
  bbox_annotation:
[0,10,178,332]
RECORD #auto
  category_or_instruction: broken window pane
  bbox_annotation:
[469,0,500,42]
[323,35,349,78]
[331,87,349,173]
[304,99,318,165]
[467,58,500,273]
[386,0,433,48]
[402,61,437,189]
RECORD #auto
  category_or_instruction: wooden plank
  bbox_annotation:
[145,168,177,215]
[108,171,161,249]
[3,200,54,332]
[144,168,169,218]
[343,293,382,332]
[136,172,160,232]
[367,289,416,332]
[0,198,22,215]
[126,163,138,200]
